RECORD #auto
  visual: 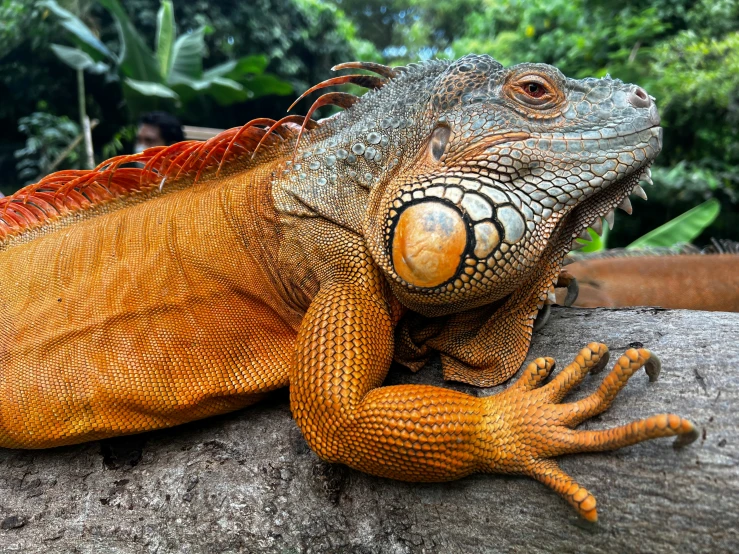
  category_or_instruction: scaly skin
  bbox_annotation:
[558,254,739,311]
[0,55,697,521]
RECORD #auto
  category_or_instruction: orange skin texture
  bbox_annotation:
[0,165,296,447]
[559,255,739,311]
[0,56,697,521]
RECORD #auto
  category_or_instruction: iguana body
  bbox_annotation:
[0,55,696,521]
[559,245,739,311]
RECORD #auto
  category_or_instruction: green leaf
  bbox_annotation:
[169,27,206,83]
[40,0,114,61]
[155,0,175,79]
[170,76,247,105]
[220,54,269,77]
[124,77,179,99]
[50,44,110,73]
[98,0,160,82]
[202,60,238,80]
[627,198,721,249]
[204,77,249,105]
[241,73,294,98]
[203,55,272,89]
[573,224,609,253]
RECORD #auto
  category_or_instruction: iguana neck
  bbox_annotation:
[269,112,423,237]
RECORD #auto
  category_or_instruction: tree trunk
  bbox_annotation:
[1,307,737,553]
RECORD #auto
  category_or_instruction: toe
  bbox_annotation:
[558,414,697,453]
[510,357,556,391]
[528,459,598,521]
[542,343,609,402]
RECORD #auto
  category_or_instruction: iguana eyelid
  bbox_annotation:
[506,73,561,110]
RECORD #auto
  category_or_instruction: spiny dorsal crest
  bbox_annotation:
[0,59,424,243]
[0,55,510,243]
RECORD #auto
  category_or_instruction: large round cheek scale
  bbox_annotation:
[392,202,467,288]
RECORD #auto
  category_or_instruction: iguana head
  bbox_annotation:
[305,54,660,316]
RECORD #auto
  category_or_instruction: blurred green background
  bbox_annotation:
[1,0,736,246]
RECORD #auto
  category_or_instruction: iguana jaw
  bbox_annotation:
[364,142,657,318]
[566,138,659,250]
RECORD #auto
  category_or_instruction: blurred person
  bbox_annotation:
[134,111,185,153]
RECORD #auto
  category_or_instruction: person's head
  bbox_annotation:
[135,111,185,153]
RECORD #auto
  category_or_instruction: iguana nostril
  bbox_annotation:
[628,86,650,108]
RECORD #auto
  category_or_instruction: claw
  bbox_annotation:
[644,351,661,382]
[673,426,699,448]
[589,350,610,374]
[564,277,579,307]
[533,303,551,332]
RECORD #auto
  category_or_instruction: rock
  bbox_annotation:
[1,516,26,530]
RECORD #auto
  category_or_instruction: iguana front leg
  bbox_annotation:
[290,269,697,520]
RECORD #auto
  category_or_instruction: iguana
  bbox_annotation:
[0,55,697,522]
[557,241,739,311]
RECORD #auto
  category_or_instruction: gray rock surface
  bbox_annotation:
[1,307,737,553]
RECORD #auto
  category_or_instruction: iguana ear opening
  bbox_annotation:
[429,124,451,162]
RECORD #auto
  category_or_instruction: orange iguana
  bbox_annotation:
[557,241,739,311]
[0,55,696,522]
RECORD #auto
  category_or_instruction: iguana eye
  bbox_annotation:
[522,82,546,98]
[505,72,563,113]
[515,79,552,104]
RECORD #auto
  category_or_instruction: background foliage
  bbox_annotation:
[43,0,295,117]
[0,0,374,190]
[0,0,736,245]
[332,0,739,244]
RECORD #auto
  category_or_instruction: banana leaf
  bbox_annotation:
[627,198,720,249]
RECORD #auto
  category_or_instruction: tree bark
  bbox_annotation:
[1,307,737,553]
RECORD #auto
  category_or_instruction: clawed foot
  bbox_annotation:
[483,343,698,521]
[534,271,579,332]
[554,268,579,307]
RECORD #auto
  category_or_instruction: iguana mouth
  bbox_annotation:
[566,124,662,249]
[568,162,653,250]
